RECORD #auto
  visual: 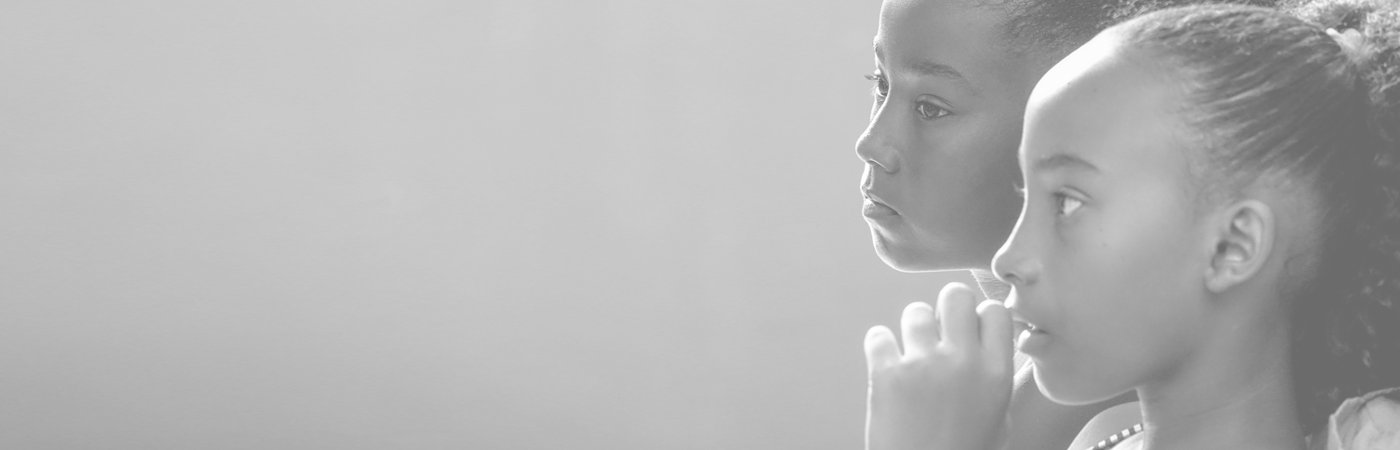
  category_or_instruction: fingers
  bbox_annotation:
[865,325,901,374]
[900,301,939,356]
[937,283,980,349]
[976,299,1015,373]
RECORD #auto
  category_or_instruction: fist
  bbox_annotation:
[864,283,1015,450]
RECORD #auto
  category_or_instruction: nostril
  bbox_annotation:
[856,135,900,174]
[992,256,1022,286]
[992,242,1033,286]
[866,154,896,174]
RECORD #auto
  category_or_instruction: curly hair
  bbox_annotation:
[1113,1,1400,433]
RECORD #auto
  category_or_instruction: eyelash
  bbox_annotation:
[864,72,951,120]
[915,101,950,120]
[1014,185,1085,218]
[1053,192,1084,218]
[865,72,889,100]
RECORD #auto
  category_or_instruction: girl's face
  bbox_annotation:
[992,37,1216,405]
[857,0,1039,272]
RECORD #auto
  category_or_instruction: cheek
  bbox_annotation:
[908,120,1020,207]
[909,111,1020,170]
[1108,210,1200,301]
[1059,200,1205,357]
[1083,188,1198,289]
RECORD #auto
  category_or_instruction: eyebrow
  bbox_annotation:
[873,42,969,83]
[1032,153,1101,173]
[909,60,966,81]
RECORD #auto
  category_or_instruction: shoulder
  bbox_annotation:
[1068,401,1141,450]
[1312,387,1400,450]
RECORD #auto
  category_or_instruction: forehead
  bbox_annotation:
[1022,36,1192,179]
[875,0,1022,90]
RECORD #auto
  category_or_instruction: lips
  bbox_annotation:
[1016,326,1051,355]
[1013,318,1048,340]
[1012,315,1052,354]
[862,191,899,217]
[1007,294,1049,331]
[1020,322,1048,339]
[1007,293,1052,354]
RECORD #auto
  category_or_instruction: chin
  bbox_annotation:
[870,228,972,272]
[1033,363,1132,406]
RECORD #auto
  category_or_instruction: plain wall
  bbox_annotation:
[0,1,969,448]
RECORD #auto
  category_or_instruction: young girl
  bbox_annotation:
[864,1,1400,449]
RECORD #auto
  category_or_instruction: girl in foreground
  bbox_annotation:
[865,1,1400,449]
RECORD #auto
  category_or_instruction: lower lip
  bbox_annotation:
[1017,329,1051,355]
[863,200,898,218]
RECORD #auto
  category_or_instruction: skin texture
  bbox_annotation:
[864,283,1014,450]
[994,31,1210,408]
[857,0,1029,272]
[859,1,1139,449]
[993,32,1307,450]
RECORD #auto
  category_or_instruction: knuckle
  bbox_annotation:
[934,345,972,370]
[940,282,974,297]
[903,301,934,317]
[976,299,1007,317]
[903,356,945,380]
[938,295,967,313]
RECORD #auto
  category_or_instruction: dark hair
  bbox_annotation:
[1001,0,1282,59]
[1112,1,1400,433]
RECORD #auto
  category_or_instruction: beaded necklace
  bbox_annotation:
[1086,423,1144,450]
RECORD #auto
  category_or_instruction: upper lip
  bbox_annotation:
[863,190,897,213]
[1006,291,1048,333]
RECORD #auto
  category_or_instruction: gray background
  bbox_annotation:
[1,1,967,448]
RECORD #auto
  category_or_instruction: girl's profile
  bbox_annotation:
[1000,1,1400,448]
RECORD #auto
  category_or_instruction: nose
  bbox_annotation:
[855,105,901,174]
[991,217,1039,289]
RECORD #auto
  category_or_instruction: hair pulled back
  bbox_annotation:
[1114,1,1400,433]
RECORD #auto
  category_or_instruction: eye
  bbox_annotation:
[1054,192,1084,217]
[865,72,889,100]
[915,101,950,120]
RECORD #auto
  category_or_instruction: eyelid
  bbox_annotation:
[1057,188,1088,202]
[914,95,953,120]
[1054,189,1087,217]
[916,101,950,120]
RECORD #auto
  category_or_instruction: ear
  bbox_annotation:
[1204,200,1275,293]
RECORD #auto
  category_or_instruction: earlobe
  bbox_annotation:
[1204,200,1274,293]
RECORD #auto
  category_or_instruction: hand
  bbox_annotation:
[864,283,1016,450]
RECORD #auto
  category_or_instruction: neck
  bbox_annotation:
[1134,303,1305,450]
